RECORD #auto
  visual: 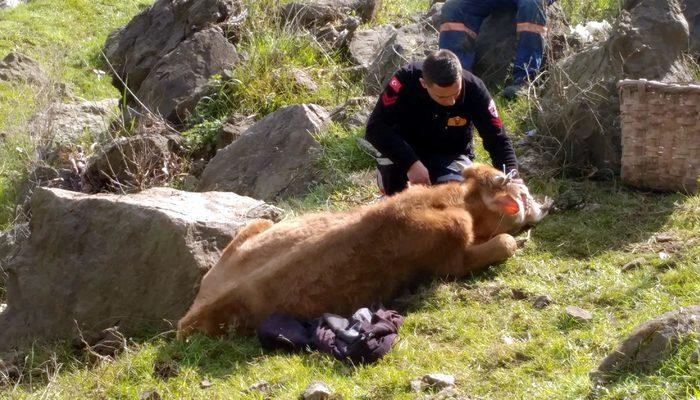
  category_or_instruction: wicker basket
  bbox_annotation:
[618,79,700,193]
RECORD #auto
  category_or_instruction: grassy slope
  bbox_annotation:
[1,0,699,399]
[0,0,151,229]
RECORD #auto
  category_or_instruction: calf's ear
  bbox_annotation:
[495,194,520,215]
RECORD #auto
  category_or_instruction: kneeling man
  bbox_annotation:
[364,49,519,195]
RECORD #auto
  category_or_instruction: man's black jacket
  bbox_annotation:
[365,62,517,172]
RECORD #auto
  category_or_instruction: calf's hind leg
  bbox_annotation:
[219,219,274,261]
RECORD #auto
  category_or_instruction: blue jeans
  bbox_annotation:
[439,0,549,84]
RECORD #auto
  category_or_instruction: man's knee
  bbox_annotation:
[517,0,547,28]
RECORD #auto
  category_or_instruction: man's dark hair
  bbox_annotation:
[422,50,462,87]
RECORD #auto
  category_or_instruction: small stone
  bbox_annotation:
[153,360,179,380]
[0,359,21,384]
[301,381,333,400]
[0,304,6,314]
[291,68,318,92]
[422,373,455,390]
[511,288,528,300]
[90,326,127,358]
[621,257,646,271]
[501,335,515,345]
[247,380,271,394]
[658,252,670,260]
[654,233,675,243]
[565,306,593,323]
[200,379,212,389]
[581,203,601,212]
[410,379,424,392]
[180,174,199,192]
[139,390,162,400]
[532,295,553,309]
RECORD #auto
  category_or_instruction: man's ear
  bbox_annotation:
[495,194,520,215]
[419,77,427,89]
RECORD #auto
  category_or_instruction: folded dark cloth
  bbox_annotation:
[256,305,404,364]
[256,312,316,352]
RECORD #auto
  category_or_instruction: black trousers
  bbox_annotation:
[376,154,473,195]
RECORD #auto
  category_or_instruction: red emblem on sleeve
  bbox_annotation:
[389,76,402,93]
[488,99,503,128]
[381,92,398,106]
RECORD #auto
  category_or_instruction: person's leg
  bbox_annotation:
[423,154,473,184]
[512,0,547,85]
[438,0,493,71]
[376,162,409,196]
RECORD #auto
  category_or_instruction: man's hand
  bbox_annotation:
[407,160,431,186]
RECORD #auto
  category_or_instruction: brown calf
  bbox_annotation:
[177,164,549,338]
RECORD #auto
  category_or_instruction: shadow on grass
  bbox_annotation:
[526,179,685,259]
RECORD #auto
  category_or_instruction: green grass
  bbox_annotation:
[0,0,150,229]
[3,184,698,399]
[2,0,700,398]
[558,0,624,25]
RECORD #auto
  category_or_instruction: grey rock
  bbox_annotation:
[0,0,25,9]
[301,381,333,400]
[216,114,255,152]
[199,379,212,389]
[684,0,700,60]
[565,306,593,322]
[81,134,175,193]
[198,104,329,200]
[532,295,553,309]
[422,373,456,390]
[330,96,377,129]
[348,25,397,69]
[621,257,647,271]
[280,0,380,28]
[290,68,318,92]
[538,0,693,176]
[136,27,239,122]
[29,99,119,165]
[246,381,272,394]
[103,0,245,120]
[410,378,424,392]
[139,390,162,400]
[0,52,48,86]
[511,288,528,300]
[0,187,283,352]
[0,224,29,293]
[365,23,438,95]
[590,305,700,382]
[87,326,127,358]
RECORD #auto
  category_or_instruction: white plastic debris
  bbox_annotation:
[570,20,612,44]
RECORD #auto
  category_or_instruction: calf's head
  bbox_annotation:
[462,164,551,235]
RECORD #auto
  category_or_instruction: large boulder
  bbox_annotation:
[0,53,49,86]
[0,187,284,351]
[682,0,700,59]
[348,25,397,69]
[81,134,178,193]
[536,0,692,177]
[136,27,239,122]
[0,224,29,298]
[280,0,380,28]
[103,0,244,123]
[29,99,119,166]
[590,305,700,383]
[364,23,438,95]
[198,104,329,200]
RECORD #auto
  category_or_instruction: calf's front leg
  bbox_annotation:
[437,233,518,277]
